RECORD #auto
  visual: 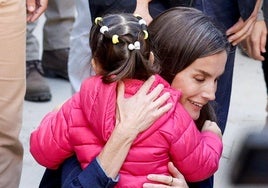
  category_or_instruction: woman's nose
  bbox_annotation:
[202,83,216,101]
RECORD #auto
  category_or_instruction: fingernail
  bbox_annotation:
[28,6,35,12]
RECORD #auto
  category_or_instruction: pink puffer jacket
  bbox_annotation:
[30,75,222,187]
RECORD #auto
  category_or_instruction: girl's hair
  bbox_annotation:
[149,7,230,129]
[90,13,159,83]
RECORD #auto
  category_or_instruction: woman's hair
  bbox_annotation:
[149,7,230,129]
[90,13,159,83]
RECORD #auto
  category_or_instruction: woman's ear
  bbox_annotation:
[149,51,154,64]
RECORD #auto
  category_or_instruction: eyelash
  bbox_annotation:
[194,77,205,82]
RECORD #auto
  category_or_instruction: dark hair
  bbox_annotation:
[90,13,159,83]
[149,7,230,129]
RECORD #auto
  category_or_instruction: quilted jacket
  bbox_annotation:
[30,75,222,187]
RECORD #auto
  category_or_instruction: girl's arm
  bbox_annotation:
[30,93,81,169]
[170,106,223,182]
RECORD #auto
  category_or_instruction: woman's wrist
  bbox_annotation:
[113,122,140,142]
[97,122,138,178]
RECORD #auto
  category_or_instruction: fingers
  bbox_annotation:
[153,94,172,118]
[202,120,222,139]
[251,43,265,61]
[136,75,155,95]
[115,75,172,134]
[27,0,48,22]
[226,18,244,37]
[260,32,267,54]
[227,17,255,46]
[144,174,173,186]
[26,0,36,13]
[168,162,184,179]
[143,173,189,188]
[251,25,267,61]
[243,21,267,61]
[230,23,253,46]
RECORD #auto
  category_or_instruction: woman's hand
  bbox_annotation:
[97,76,172,178]
[116,75,172,138]
[143,162,189,188]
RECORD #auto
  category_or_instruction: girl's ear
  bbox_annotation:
[91,58,102,75]
[91,58,97,73]
[149,51,155,64]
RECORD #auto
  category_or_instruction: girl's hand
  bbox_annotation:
[143,162,189,188]
[201,120,222,139]
[116,75,172,137]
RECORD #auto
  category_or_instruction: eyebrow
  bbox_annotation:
[195,68,223,80]
[195,69,211,77]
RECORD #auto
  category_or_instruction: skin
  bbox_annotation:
[91,7,226,184]
[242,20,267,61]
[97,51,226,187]
[134,0,153,24]
[26,0,186,187]
[26,0,48,22]
[144,162,189,188]
[97,76,190,188]
[171,52,227,121]
[50,2,227,187]
[142,52,227,187]
[226,0,263,46]
[98,76,172,178]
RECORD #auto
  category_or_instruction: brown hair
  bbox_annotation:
[90,13,159,83]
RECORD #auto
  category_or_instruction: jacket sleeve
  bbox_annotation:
[61,156,118,188]
[30,93,81,169]
[169,105,223,182]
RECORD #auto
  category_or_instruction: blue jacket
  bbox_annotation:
[89,0,257,31]
[194,0,256,31]
[39,156,117,188]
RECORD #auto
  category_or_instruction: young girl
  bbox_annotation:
[30,12,223,187]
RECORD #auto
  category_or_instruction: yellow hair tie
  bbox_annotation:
[143,30,148,39]
[133,14,142,18]
[95,17,103,25]
[112,35,119,44]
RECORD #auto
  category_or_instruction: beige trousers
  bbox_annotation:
[0,0,25,187]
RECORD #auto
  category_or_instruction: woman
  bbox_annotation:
[39,7,229,188]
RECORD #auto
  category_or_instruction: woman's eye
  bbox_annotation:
[194,77,205,82]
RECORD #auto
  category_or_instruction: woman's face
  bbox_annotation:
[171,51,227,120]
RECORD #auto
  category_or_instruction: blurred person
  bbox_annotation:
[262,0,268,112]
[240,0,268,112]
[25,0,75,102]
[0,0,47,187]
[68,0,93,93]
